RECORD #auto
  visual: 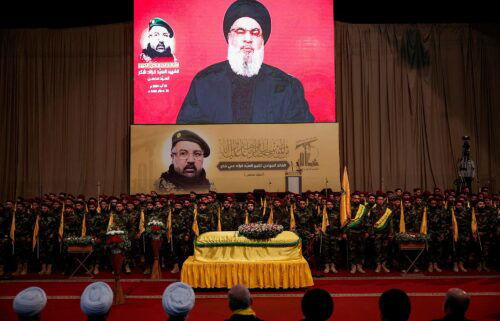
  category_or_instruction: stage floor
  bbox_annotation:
[1,270,499,321]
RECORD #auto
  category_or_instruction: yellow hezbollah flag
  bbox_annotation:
[245,210,249,225]
[139,208,146,234]
[267,206,274,224]
[58,203,65,240]
[321,205,329,233]
[471,207,477,238]
[166,208,172,240]
[262,198,267,216]
[339,166,351,226]
[32,215,40,250]
[289,205,296,231]
[217,206,222,231]
[81,207,87,237]
[399,200,406,233]
[420,207,427,235]
[10,204,16,245]
[451,207,458,242]
[107,212,114,231]
[192,205,199,236]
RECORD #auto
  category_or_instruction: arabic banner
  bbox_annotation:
[130,123,340,194]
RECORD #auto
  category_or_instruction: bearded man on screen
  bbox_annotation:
[176,0,314,124]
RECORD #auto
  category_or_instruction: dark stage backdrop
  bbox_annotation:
[1,23,499,199]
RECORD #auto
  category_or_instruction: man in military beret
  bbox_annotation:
[140,17,176,62]
[176,0,314,124]
[157,130,214,193]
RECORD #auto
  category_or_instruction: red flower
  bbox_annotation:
[107,235,124,244]
[152,226,161,232]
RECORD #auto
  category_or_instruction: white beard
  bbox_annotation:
[227,44,264,77]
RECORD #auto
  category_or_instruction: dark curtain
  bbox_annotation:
[1,22,499,200]
[0,24,133,199]
[336,22,500,192]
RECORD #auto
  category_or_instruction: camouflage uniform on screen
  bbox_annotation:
[321,201,342,273]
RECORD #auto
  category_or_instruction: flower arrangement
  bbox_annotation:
[64,236,95,246]
[105,230,131,253]
[395,233,430,242]
[146,220,166,237]
[238,223,284,240]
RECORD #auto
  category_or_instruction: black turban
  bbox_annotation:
[223,0,271,44]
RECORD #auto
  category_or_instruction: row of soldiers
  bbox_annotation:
[0,188,498,276]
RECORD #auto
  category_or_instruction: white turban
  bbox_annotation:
[162,282,195,317]
[13,287,47,317]
[80,282,113,316]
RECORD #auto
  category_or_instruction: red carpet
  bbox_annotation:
[1,273,499,321]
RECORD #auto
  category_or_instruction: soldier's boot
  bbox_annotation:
[20,263,28,276]
[143,266,151,275]
[433,263,442,272]
[453,263,459,272]
[12,264,22,276]
[427,263,434,273]
[170,263,180,274]
[458,262,467,272]
[375,263,382,273]
[477,262,483,272]
[356,264,366,273]
[483,262,490,272]
[93,264,100,275]
[125,264,131,274]
[349,264,357,274]
[381,262,390,273]
[0,265,4,276]
[45,264,53,275]
[38,264,47,275]
[330,264,338,274]
[323,264,330,274]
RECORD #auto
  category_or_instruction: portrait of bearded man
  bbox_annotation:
[156,130,214,193]
[140,17,176,62]
[176,0,314,124]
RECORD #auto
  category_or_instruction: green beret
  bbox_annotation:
[172,130,210,157]
[149,17,174,37]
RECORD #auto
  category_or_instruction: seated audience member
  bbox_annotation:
[226,284,263,321]
[162,282,195,321]
[301,288,334,321]
[379,289,411,321]
[80,282,113,321]
[431,288,474,321]
[13,287,47,321]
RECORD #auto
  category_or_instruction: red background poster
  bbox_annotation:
[134,0,335,124]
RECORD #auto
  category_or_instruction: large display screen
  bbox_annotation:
[130,123,340,194]
[134,0,335,124]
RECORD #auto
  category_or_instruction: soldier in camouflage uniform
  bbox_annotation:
[426,197,446,272]
[169,199,192,273]
[61,204,82,274]
[321,200,342,273]
[37,204,59,275]
[264,199,290,230]
[219,198,240,231]
[246,200,263,224]
[294,199,317,264]
[475,199,496,271]
[196,201,215,235]
[12,203,34,276]
[110,203,134,273]
[371,194,393,273]
[451,200,470,272]
[346,193,370,274]
[126,201,141,271]
[0,201,14,276]
[88,202,108,275]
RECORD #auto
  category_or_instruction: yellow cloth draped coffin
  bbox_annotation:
[181,231,313,289]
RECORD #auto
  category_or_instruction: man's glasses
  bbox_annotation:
[172,150,204,160]
[230,28,262,37]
